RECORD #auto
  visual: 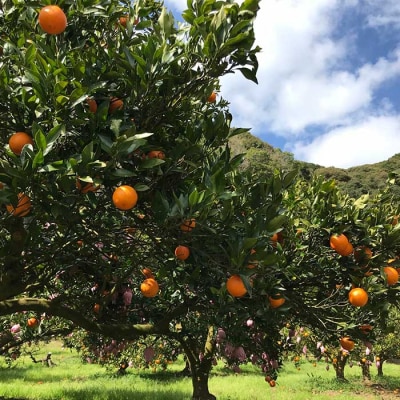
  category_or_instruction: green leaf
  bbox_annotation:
[266,215,287,232]
[140,158,165,169]
[45,125,65,156]
[34,130,47,152]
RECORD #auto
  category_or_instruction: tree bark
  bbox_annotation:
[361,362,371,380]
[178,326,217,400]
[377,359,384,376]
[334,351,348,381]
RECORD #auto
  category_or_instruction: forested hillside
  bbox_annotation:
[229,132,400,198]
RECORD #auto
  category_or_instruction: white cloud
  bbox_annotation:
[364,0,400,29]
[290,114,400,168]
[164,0,400,167]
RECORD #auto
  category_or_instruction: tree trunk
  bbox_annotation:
[334,351,348,381]
[191,365,216,400]
[361,361,371,380]
[178,326,217,400]
[376,359,384,376]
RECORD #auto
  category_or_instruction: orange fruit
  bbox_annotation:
[391,215,399,226]
[383,266,399,286]
[86,98,97,113]
[226,275,247,297]
[207,92,217,103]
[119,16,128,27]
[76,179,100,194]
[142,268,154,278]
[93,303,101,313]
[180,218,196,232]
[354,246,372,265]
[359,324,373,334]
[109,97,124,114]
[38,5,67,35]
[6,193,32,217]
[147,150,165,159]
[175,245,190,261]
[9,132,34,155]
[269,294,286,308]
[340,241,354,256]
[269,380,276,387]
[340,336,355,351]
[330,234,353,256]
[27,317,38,328]
[112,185,138,211]
[140,278,159,298]
[271,232,284,247]
[348,287,368,307]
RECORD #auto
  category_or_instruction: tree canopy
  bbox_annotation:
[0,1,399,399]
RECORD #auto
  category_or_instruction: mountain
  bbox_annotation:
[229,132,400,198]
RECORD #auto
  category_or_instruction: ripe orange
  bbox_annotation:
[359,324,373,334]
[119,16,128,27]
[330,234,353,256]
[180,218,196,232]
[340,336,355,351]
[6,193,32,217]
[86,98,97,113]
[109,97,124,114]
[175,245,190,261]
[112,185,138,211]
[271,232,284,247]
[9,132,34,155]
[38,5,67,35]
[348,287,368,307]
[207,92,217,103]
[383,266,399,286]
[140,278,159,297]
[226,275,247,297]
[93,303,101,313]
[76,179,100,194]
[340,241,354,256]
[354,246,372,265]
[269,294,286,308]
[147,150,165,159]
[27,317,38,328]
[269,380,276,387]
[142,268,154,278]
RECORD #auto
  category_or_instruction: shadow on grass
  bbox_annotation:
[56,386,191,400]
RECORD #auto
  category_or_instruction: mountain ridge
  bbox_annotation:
[229,132,400,198]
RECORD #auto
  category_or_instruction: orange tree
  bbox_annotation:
[0,0,299,398]
[1,0,399,398]
[273,175,400,380]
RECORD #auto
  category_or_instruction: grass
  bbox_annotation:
[0,341,399,400]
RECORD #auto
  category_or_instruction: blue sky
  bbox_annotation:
[164,0,400,168]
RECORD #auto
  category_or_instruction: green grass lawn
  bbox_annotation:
[0,341,399,400]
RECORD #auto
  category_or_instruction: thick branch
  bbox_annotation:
[0,298,170,340]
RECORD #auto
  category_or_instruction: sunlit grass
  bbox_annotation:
[0,341,399,400]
